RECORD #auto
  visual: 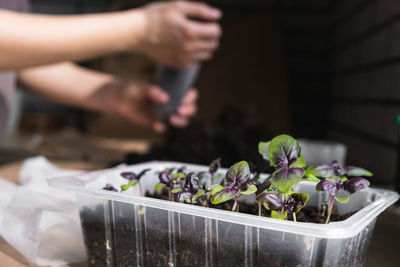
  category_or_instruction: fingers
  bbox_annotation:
[169,114,189,128]
[147,85,169,104]
[177,1,222,21]
[188,21,221,40]
[182,88,198,105]
[169,88,198,128]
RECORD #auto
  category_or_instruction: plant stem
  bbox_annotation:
[258,202,262,216]
[168,190,172,202]
[293,213,297,222]
[236,200,240,212]
[325,197,334,224]
[232,199,237,212]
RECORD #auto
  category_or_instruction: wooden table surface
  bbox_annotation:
[0,160,99,267]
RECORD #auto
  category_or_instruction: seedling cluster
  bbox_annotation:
[103,134,372,224]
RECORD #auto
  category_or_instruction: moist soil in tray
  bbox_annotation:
[79,190,357,267]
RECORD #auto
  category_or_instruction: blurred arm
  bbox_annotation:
[0,9,145,70]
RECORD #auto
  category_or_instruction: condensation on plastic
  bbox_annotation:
[48,161,399,267]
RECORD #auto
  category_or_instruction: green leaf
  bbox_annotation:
[226,161,250,185]
[210,188,238,204]
[194,189,205,198]
[121,184,130,191]
[304,173,321,183]
[172,172,185,179]
[305,166,315,176]
[258,141,270,160]
[335,194,350,203]
[290,153,306,168]
[185,198,198,204]
[291,193,309,213]
[128,180,138,187]
[155,182,166,191]
[268,134,302,167]
[341,177,348,182]
[211,185,225,195]
[271,210,287,220]
[171,188,183,193]
[326,176,341,183]
[346,166,373,177]
[241,184,257,195]
[270,167,304,194]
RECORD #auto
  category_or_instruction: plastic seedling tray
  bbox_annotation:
[48,161,399,267]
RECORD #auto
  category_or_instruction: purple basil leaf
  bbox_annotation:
[225,161,250,186]
[159,171,172,184]
[209,158,221,175]
[291,193,309,213]
[177,166,187,173]
[103,184,118,192]
[316,179,338,196]
[313,165,335,178]
[256,179,271,195]
[268,135,302,168]
[120,172,137,181]
[239,180,252,192]
[210,188,238,204]
[270,167,304,193]
[343,177,370,193]
[332,160,346,176]
[136,168,151,180]
[257,192,283,211]
[185,173,200,194]
[177,190,192,202]
[345,166,373,177]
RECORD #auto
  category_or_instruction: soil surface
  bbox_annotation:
[146,190,355,223]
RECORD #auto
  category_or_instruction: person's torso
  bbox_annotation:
[0,0,29,136]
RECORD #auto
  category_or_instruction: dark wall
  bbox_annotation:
[329,0,399,184]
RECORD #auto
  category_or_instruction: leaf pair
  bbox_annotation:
[311,160,373,178]
[210,161,257,205]
[257,191,309,220]
[316,176,370,203]
[120,169,150,192]
[259,135,306,193]
[155,167,186,191]
[172,173,205,203]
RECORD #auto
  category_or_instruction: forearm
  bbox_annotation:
[18,62,114,111]
[0,9,145,70]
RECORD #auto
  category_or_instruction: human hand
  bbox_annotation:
[135,1,222,68]
[89,80,198,132]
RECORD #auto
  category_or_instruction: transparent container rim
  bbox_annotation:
[48,160,399,239]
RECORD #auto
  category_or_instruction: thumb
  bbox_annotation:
[178,1,222,21]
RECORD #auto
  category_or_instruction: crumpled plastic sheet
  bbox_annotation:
[0,156,87,267]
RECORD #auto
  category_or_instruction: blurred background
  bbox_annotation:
[4,0,399,188]
[0,1,399,266]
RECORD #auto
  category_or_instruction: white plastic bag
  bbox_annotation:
[0,156,86,267]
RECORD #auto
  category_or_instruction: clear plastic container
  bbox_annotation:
[48,161,399,267]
